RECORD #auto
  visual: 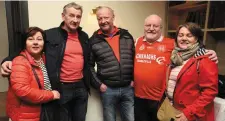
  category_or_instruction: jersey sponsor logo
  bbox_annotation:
[135,53,166,65]
[157,45,166,52]
[137,59,152,63]
[139,44,145,51]
[136,54,156,60]
[156,56,165,65]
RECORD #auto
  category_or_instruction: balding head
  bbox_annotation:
[144,14,163,42]
[145,14,162,28]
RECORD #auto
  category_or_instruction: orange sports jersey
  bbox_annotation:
[134,36,174,101]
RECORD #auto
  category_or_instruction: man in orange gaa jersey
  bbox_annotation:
[133,14,218,121]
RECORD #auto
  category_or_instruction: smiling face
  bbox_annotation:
[26,32,44,57]
[96,7,114,34]
[144,15,162,42]
[177,27,198,49]
[62,7,82,33]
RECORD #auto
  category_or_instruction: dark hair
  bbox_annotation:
[175,22,204,47]
[21,27,45,51]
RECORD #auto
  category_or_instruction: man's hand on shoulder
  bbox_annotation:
[1,61,12,77]
[206,49,218,64]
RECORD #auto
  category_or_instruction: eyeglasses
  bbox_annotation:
[144,24,162,29]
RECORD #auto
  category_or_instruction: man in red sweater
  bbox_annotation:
[133,14,218,121]
[1,2,90,121]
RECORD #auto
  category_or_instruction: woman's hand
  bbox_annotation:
[51,90,60,100]
[175,113,188,121]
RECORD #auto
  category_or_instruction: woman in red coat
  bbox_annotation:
[167,23,218,121]
[6,27,60,121]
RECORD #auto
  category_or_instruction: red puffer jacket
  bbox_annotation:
[6,51,54,121]
[173,56,218,121]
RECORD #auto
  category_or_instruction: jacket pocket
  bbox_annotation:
[182,92,199,106]
[45,42,60,59]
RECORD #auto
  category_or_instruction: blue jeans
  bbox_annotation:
[100,85,134,121]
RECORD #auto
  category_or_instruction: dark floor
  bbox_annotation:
[0,92,8,121]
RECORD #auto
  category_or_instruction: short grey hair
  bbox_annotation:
[63,2,83,14]
[145,14,163,28]
[96,6,114,17]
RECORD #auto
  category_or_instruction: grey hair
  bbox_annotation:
[63,2,83,14]
[96,6,114,17]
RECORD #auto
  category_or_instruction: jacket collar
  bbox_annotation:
[59,22,82,33]
[176,55,208,81]
[97,26,119,37]
[58,22,83,40]
[92,27,128,39]
[21,50,46,67]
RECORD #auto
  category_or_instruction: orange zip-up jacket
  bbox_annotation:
[6,50,54,121]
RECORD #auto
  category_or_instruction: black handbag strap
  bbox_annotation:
[19,54,42,89]
[31,67,42,89]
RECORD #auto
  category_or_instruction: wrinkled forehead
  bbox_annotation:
[144,16,162,26]
[96,7,114,17]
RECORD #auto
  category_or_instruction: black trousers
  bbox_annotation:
[59,81,88,121]
[134,96,160,121]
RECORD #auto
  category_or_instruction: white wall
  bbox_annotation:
[28,1,166,39]
[28,1,166,121]
[0,1,9,92]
